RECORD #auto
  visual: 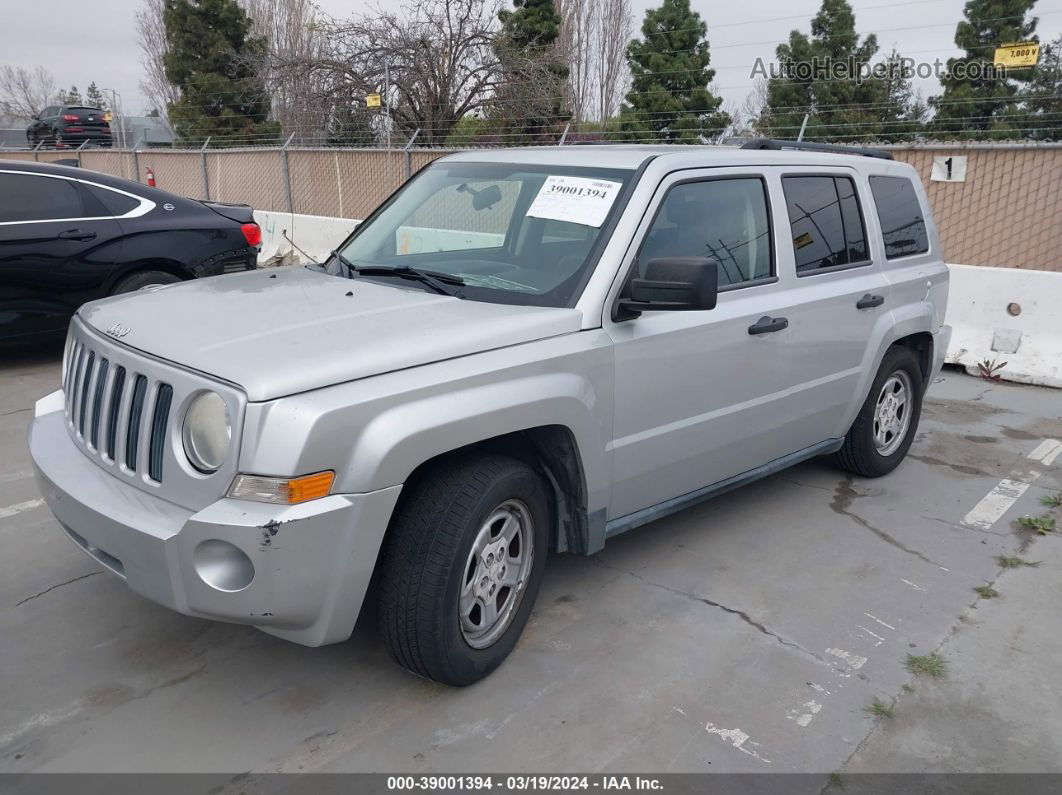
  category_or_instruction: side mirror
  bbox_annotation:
[618,257,719,317]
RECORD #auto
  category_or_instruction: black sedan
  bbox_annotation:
[0,160,260,343]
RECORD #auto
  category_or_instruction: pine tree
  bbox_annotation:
[64,85,82,105]
[491,0,568,143]
[86,82,108,111]
[929,0,1038,138]
[162,0,280,146]
[1020,34,1062,139]
[615,0,728,142]
[757,0,919,142]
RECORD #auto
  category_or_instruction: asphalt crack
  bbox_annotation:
[15,572,100,607]
[588,557,839,672]
[832,478,947,569]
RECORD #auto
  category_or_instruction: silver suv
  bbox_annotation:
[29,141,950,685]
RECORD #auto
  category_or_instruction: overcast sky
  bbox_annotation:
[2,0,1059,117]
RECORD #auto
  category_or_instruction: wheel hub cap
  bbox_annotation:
[873,370,913,456]
[459,499,534,649]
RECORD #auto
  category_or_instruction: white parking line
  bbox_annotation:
[961,438,1059,531]
[962,479,1034,530]
[0,498,45,520]
[1029,439,1062,466]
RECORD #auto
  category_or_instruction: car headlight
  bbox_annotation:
[183,391,230,473]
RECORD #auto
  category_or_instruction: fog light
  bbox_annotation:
[193,539,254,592]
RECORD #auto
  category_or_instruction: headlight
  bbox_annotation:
[183,391,230,473]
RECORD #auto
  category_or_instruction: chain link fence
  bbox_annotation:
[2,141,1059,271]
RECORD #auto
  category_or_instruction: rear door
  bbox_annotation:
[0,171,123,340]
[773,167,892,443]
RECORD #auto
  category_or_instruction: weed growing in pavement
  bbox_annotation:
[906,652,948,678]
[997,555,1039,568]
[828,771,844,790]
[863,698,895,718]
[1017,515,1056,535]
[974,585,1000,598]
[1042,494,1062,508]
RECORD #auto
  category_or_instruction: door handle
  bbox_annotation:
[57,229,96,241]
[856,293,885,309]
[748,315,789,335]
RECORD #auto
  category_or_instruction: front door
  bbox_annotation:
[604,166,884,522]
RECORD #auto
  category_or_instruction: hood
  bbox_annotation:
[80,267,583,401]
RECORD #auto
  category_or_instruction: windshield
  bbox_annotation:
[328,161,633,307]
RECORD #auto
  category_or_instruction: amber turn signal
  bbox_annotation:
[227,471,335,505]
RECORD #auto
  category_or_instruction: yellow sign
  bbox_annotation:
[793,232,814,249]
[994,41,1040,68]
[365,93,382,108]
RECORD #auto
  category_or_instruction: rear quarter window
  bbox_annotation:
[869,176,929,259]
[83,183,141,216]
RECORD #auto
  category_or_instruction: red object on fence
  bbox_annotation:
[145,167,156,187]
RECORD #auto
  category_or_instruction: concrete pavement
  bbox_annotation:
[1,345,1061,777]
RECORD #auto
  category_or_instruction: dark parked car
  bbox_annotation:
[0,160,260,343]
[26,105,112,148]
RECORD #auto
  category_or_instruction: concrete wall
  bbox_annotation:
[255,210,357,265]
[945,264,1062,388]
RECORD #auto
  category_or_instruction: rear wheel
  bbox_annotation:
[833,345,924,478]
[112,270,182,294]
[377,454,550,686]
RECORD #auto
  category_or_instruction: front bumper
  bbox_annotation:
[29,391,402,646]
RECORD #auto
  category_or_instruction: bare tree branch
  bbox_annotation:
[276,0,502,146]
[135,0,180,118]
[0,65,58,121]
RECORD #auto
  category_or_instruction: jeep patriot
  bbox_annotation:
[29,141,950,685]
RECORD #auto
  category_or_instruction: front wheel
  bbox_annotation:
[377,454,550,685]
[833,345,924,478]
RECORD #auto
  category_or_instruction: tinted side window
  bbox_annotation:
[0,174,83,222]
[638,178,773,287]
[84,184,140,216]
[869,176,929,259]
[783,176,868,274]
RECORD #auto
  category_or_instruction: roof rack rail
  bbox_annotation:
[740,138,893,160]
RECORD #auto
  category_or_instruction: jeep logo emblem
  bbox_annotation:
[106,322,130,339]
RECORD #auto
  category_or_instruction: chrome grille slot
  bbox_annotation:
[78,351,96,438]
[126,375,148,472]
[90,358,109,449]
[148,384,173,482]
[106,366,126,461]
[68,344,86,423]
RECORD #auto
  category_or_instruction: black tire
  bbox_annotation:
[833,345,924,478]
[377,454,551,686]
[112,270,182,295]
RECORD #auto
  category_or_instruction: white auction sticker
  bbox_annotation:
[526,175,622,228]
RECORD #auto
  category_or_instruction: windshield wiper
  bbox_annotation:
[354,265,466,297]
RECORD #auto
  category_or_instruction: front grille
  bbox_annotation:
[65,334,173,484]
